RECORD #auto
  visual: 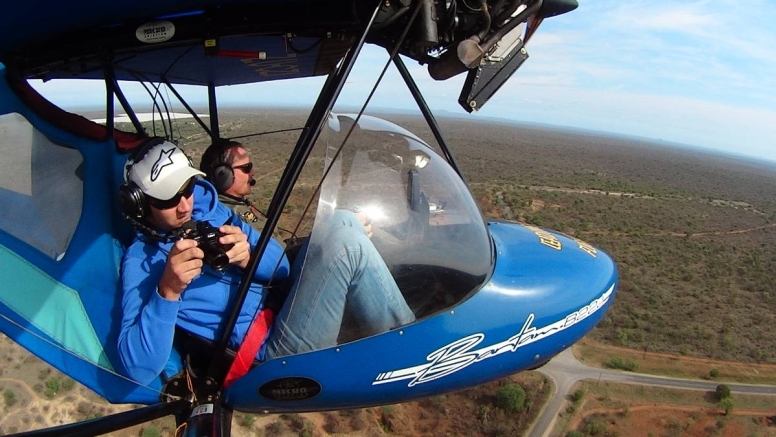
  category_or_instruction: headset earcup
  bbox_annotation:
[211,164,234,193]
[119,183,148,219]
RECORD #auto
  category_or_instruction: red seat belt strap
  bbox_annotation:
[223,308,274,388]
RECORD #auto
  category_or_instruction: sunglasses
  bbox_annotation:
[148,178,196,209]
[232,162,253,173]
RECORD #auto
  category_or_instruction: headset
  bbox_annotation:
[202,139,237,194]
[118,136,169,220]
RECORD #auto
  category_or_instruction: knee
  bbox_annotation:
[329,210,361,229]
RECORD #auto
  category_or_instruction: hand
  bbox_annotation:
[219,225,251,269]
[354,211,373,238]
[158,239,203,301]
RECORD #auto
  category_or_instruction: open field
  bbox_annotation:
[553,380,776,437]
[574,338,776,386]
[2,108,775,435]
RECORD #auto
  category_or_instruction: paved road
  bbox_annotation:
[526,348,776,437]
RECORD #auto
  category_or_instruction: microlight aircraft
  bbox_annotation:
[0,0,618,435]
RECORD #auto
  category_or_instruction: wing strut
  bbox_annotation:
[206,0,386,384]
[105,65,145,136]
[104,66,115,141]
[392,55,465,179]
[162,77,213,139]
[208,82,220,142]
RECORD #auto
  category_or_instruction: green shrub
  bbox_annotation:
[3,389,17,407]
[237,413,256,428]
[584,419,608,436]
[141,426,161,437]
[605,356,639,371]
[61,378,76,392]
[719,397,734,415]
[709,368,719,378]
[45,376,61,394]
[571,389,585,402]
[715,384,731,400]
[265,420,286,435]
[495,383,526,413]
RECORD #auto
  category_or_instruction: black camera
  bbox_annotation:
[181,220,233,272]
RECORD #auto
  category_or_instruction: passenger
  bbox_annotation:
[199,140,262,227]
[117,138,414,384]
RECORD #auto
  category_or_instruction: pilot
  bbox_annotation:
[199,140,262,227]
[117,138,414,384]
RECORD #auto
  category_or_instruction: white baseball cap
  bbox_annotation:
[126,140,205,200]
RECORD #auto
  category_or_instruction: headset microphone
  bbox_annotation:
[249,179,256,186]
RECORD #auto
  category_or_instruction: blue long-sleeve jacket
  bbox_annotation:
[118,179,290,384]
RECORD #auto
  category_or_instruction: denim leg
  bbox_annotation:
[265,210,415,358]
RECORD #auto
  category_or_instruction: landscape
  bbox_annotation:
[2,108,775,436]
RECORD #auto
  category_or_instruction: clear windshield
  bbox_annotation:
[292,113,493,346]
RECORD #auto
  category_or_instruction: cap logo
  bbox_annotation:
[151,148,176,181]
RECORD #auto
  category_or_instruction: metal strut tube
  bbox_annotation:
[206,0,386,384]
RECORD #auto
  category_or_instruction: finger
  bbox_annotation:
[176,246,204,262]
[219,229,247,245]
[172,238,199,253]
[163,258,202,292]
[226,241,250,263]
[219,225,242,235]
[179,257,204,273]
[171,256,202,276]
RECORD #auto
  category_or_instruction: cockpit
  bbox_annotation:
[288,113,493,345]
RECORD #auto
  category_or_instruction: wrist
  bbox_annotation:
[157,282,181,301]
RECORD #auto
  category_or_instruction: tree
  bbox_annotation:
[715,384,731,401]
[571,389,585,403]
[3,389,17,407]
[718,397,734,415]
[45,376,61,394]
[495,383,526,414]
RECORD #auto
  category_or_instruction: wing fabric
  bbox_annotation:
[0,63,162,404]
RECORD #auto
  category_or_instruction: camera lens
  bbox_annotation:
[204,250,230,272]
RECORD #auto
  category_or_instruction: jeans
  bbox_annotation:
[265,210,415,357]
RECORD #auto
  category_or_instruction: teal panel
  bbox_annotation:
[0,244,112,370]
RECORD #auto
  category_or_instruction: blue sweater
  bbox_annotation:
[118,180,290,384]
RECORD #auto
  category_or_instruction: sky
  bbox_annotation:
[31,0,776,164]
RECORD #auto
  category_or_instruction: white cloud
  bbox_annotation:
[609,2,721,34]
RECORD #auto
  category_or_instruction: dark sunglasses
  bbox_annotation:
[232,162,253,173]
[148,178,196,209]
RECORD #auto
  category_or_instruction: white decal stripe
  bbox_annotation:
[373,284,614,387]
